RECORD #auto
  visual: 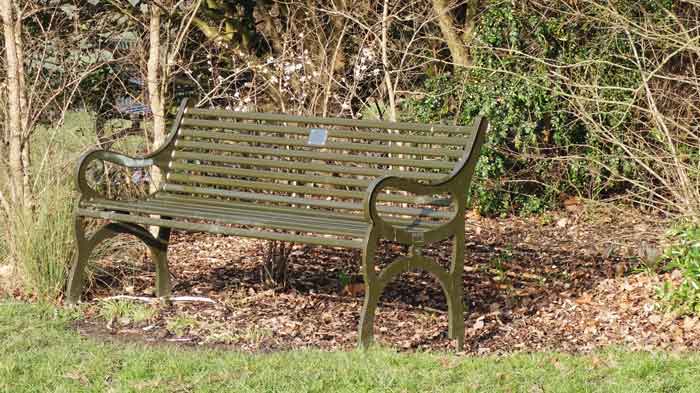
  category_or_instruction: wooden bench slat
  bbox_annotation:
[174,141,457,170]
[166,173,452,205]
[77,208,364,248]
[154,193,368,221]
[87,200,368,237]
[89,197,444,235]
[171,151,447,180]
[185,108,472,134]
[148,198,370,225]
[151,194,444,227]
[179,129,466,158]
[180,118,474,145]
[169,162,371,188]
[161,185,455,218]
[91,198,369,227]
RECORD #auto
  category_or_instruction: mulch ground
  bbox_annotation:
[70,204,700,354]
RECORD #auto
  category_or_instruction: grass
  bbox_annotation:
[166,315,199,336]
[0,112,98,300]
[5,181,75,300]
[1,301,700,392]
[97,299,157,326]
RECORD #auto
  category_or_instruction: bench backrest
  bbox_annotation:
[160,106,485,223]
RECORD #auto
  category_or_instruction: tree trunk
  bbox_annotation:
[381,0,397,122]
[147,5,165,191]
[463,0,480,50]
[15,13,31,211]
[262,240,291,288]
[147,5,166,239]
[322,0,347,117]
[15,14,28,133]
[1,0,26,210]
[432,0,471,68]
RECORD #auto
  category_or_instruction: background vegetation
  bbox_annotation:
[0,0,698,307]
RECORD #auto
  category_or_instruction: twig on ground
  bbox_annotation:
[103,295,217,304]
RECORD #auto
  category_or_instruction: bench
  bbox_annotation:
[66,99,488,349]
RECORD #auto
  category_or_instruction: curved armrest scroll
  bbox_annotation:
[76,98,189,201]
[363,117,488,240]
[75,149,155,200]
[363,175,456,228]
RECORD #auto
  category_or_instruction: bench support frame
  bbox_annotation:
[359,226,466,350]
[66,214,172,304]
[65,101,488,351]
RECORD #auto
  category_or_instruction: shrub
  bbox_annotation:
[405,0,696,216]
[659,224,700,315]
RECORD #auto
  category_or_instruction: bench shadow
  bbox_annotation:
[79,205,659,353]
[89,228,621,327]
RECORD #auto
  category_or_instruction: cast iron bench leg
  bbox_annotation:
[66,216,116,304]
[358,228,380,348]
[66,216,172,304]
[448,228,465,351]
[358,228,466,350]
[151,225,172,299]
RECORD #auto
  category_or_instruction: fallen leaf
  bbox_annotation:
[683,317,697,331]
[576,292,593,305]
[556,218,569,228]
[564,197,582,212]
[473,317,485,330]
[342,283,365,297]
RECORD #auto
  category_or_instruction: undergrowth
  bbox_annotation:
[98,298,157,325]
[406,0,696,217]
[0,113,95,301]
[5,182,75,300]
[659,223,700,315]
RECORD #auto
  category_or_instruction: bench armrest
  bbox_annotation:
[363,175,455,225]
[362,174,467,246]
[75,149,156,200]
[75,99,189,201]
[362,117,488,239]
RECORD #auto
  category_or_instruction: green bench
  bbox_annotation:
[66,99,488,349]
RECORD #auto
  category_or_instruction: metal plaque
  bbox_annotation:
[307,128,328,146]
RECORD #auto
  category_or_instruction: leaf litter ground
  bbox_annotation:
[71,205,699,354]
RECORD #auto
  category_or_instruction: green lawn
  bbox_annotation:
[1,301,698,393]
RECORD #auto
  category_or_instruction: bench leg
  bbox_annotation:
[66,216,90,305]
[151,226,172,298]
[357,228,466,351]
[65,217,171,304]
[447,230,465,351]
[66,216,119,304]
[358,229,380,348]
